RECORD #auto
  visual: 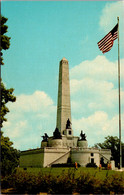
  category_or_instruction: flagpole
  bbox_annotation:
[117,16,122,169]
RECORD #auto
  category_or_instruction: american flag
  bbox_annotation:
[97,24,118,54]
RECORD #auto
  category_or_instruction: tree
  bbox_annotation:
[1,131,20,176]
[94,136,124,167]
[0,16,19,176]
[0,81,16,128]
[0,15,11,65]
[0,16,16,128]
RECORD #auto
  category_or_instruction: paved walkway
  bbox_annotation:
[115,168,124,172]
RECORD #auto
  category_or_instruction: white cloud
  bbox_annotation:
[70,55,124,82]
[8,91,54,113]
[70,55,124,144]
[70,56,124,117]
[5,120,28,139]
[3,90,56,150]
[72,112,124,146]
[73,111,109,133]
[99,1,124,33]
[70,79,119,117]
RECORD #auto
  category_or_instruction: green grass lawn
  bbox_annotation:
[18,167,124,180]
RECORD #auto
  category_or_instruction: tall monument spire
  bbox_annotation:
[56,57,72,134]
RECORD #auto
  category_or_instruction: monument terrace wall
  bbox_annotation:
[20,148,44,168]
[19,147,112,168]
[20,147,70,168]
[71,148,100,167]
[43,147,70,167]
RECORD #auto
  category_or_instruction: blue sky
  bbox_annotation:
[1,1,124,150]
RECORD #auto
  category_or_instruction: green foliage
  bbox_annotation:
[0,81,16,128]
[51,159,81,167]
[102,173,124,194]
[75,173,102,194]
[1,169,124,194]
[0,16,16,128]
[1,131,20,176]
[51,163,78,167]
[94,136,124,167]
[0,16,11,65]
[86,162,97,168]
[0,16,18,178]
[100,157,107,168]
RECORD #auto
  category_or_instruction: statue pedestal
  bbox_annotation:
[41,141,48,148]
[63,128,73,137]
[77,140,88,148]
[51,139,62,148]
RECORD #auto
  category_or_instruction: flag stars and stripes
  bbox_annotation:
[97,24,118,54]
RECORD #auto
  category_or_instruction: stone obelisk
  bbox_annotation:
[56,57,71,134]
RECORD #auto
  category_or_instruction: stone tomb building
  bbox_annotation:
[20,58,112,168]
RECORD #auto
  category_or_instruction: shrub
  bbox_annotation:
[1,169,124,194]
[86,162,97,168]
[51,163,81,167]
[1,175,13,189]
[51,163,74,167]
[67,156,72,164]
[102,173,124,194]
[75,172,103,194]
